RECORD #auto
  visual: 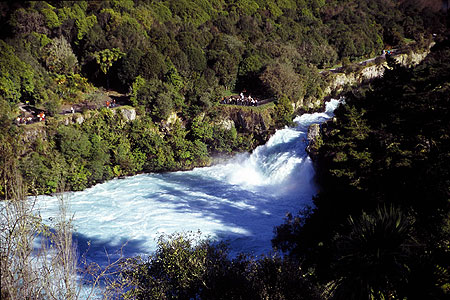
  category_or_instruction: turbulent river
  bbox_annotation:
[36,99,340,265]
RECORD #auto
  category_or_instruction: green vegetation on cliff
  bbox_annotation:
[0,0,446,195]
[1,2,448,299]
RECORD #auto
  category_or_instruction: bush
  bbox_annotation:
[113,231,322,300]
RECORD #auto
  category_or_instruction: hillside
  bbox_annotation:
[1,0,447,195]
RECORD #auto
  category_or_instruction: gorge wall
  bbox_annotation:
[293,43,434,112]
[322,45,433,96]
[214,105,276,144]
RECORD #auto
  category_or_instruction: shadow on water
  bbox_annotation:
[145,163,312,252]
[36,109,327,264]
[34,229,149,267]
[73,231,148,265]
[76,126,313,260]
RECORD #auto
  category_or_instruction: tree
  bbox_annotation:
[274,94,294,127]
[56,126,92,160]
[93,48,124,88]
[44,36,78,74]
[93,48,124,74]
[120,232,211,300]
[330,206,415,300]
[114,231,322,300]
[260,62,305,103]
[40,5,62,29]
[185,46,206,73]
[238,54,262,77]
[117,47,144,87]
[0,40,36,104]
[138,47,166,80]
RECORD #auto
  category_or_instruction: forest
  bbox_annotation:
[272,35,450,299]
[106,28,450,300]
[1,1,449,299]
[1,0,446,195]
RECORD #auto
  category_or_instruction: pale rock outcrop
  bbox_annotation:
[217,119,235,131]
[118,107,136,122]
[393,50,430,67]
[323,44,432,96]
[22,125,47,144]
[75,114,84,124]
[307,123,320,141]
[305,123,321,157]
[166,111,180,125]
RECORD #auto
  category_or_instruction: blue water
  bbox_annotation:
[36,99,340,266]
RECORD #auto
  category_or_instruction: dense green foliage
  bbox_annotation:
[113,232,321,300]
[17,108,255,194]
[110,22,449,300]
[0,1,448,299]
[0,0,444,195]
[273,37,450,299]
[1,0,443,108]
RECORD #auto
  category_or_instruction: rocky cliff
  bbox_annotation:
[215,105,276,143]
[305,123,321,158]
[304,45,433,158]
[59,106,137,126]
[323,46,433,96]
[19,106,137,148]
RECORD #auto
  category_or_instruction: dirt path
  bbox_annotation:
[15,90,130,125]
[322,49,401,74]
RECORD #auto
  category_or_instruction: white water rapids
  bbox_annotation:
[35,99,340,265]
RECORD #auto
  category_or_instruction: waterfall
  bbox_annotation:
[35,99,341,263]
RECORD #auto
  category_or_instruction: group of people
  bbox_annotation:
[15,115,33,124]
[221,92,259,106]
[106,99,117,108]
[15,111,45,125]
[38,111,46,121]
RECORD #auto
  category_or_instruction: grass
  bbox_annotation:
[250,102,275,111]
[22,119,46,130]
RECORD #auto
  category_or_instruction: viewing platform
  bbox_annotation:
[220,93,274,107]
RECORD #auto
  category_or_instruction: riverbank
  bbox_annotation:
[5,36,436,198]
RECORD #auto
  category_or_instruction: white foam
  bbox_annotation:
[35,99,341,263]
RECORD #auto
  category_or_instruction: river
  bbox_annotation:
[35,99,340,266]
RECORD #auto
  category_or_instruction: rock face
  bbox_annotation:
[307,123,320,141]
[22,125,47,144]
[60,106,137,126]
[306,123,321,158]
[219,108,267,133]
[217,106,275,143]
[217,119,235,131]
[289,45,433,113]
[394,50,430,67]
[75,114,85,124]
[293,96,322,112]
[234,110,268,132]
[323,45,432,96]
[119,107,136,122]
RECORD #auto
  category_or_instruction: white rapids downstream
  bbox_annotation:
[35,99,340,265]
